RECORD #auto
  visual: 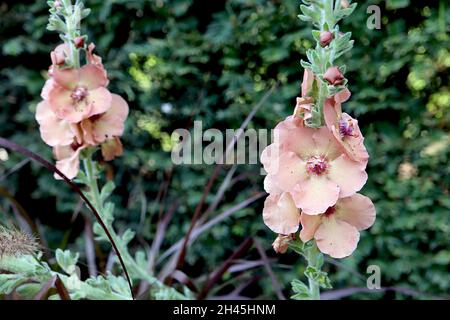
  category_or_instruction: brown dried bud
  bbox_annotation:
[272,234,291,254]
[319,31,334,47]
[74,36,85,49]
[323,66,345,85]
[102,137,123,161]
[341,0,350,8]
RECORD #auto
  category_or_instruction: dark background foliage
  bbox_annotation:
[0,0,448,299]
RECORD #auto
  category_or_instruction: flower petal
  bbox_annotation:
[335,88,351,104]
[299,212,322,242]
[301,69,314,97]
[261,143,280,175]
[315,217,360,258]
[78,64,109,89]
[312,127,343,160]
[274,117,316,157]
[86,87,112,117]
[53,145,84,180]
[36,101,75,147]
[324,99,339,130]
[272,151,308,192]
[336,194,376,231]
[291,176,340,215]
[328,154,367,197]
[263,193,300,234]
[80,119,96,145]
[85,93,127,144]
[53,68,80,90]
[41,79,56,100]
[263,174,283,194]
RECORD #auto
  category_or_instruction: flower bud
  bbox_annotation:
[319,31,334,47]
[53,0,62,9]
[50,50,66,66]
[74,36,85,49]
[341,0,350,8]
[323,66,345,85]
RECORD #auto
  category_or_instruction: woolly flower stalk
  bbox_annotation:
[0,226,39,257]
[36,0,129,180]
[261,0,376,263]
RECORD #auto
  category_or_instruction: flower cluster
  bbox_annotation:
[36,43,129,179]
[261,67,375,259]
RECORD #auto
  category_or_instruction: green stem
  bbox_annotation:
[306,243,321,300]
[62,0,81,68]
[316,79,327,127]
[82,154,187,300]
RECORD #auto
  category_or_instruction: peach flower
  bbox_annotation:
[300,193,376,258]
[80,94,129,145]
[324,99,369,164]
[261,116,367,215]
[48,64,112,123]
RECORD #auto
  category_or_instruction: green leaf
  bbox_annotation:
[0,274,27,294]
[100,181,116,203]
[304,266,332,289]
[290,279,312,300]
[55,249,79,275]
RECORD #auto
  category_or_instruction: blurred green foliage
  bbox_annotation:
[0,0,448,299]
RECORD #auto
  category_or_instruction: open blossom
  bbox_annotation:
[35,43,129,180]
[47,65,112,123]
[324,99,369,164]
[261,116,367,215]
[300,194,376,258]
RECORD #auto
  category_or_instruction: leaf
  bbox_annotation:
[0,274,27,294]
[304,266,332,289]
[55,249,79,275]
[290,279,312,300]
[100,181,116,203]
